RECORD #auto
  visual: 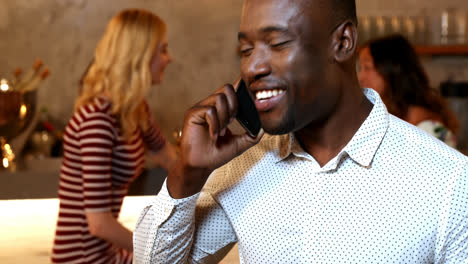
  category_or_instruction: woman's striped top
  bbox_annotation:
[51,97,166,264]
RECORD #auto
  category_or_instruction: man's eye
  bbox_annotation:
[240,48,252,56]
[270,41,291,48]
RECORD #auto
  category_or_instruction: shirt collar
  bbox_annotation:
[342,88,389,168]
[94,95,112,113]
[274,88,389,169]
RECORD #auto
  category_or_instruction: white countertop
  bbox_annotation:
[0,196,239,263]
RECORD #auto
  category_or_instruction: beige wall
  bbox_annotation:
[0,0,467,139]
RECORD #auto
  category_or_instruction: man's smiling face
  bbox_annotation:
[238,0,341,134]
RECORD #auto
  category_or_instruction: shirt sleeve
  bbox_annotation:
[133,169,237,264]
[79,115,115,212]
[436,161,468,263]
[141,101,167,153]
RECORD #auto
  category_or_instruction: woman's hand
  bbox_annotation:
[150,143,178,171]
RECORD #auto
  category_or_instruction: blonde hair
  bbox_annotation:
[76,9,167,138]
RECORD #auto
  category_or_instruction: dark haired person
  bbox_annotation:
[358,34,459,147]
[134,1,468,263]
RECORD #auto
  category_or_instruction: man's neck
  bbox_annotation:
[294,90,373,167]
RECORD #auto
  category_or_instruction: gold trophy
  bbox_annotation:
[0,59,50,171]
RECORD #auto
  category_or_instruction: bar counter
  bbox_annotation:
[0,158,239,263]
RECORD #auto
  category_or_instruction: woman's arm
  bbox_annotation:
[141,101,178,171]
[149,142,178,171]
[78,111,134,253]
[87,211,133,252]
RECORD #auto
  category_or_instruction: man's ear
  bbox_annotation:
[331,20,357,63]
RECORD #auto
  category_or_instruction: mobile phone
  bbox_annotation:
[236,79,261,137]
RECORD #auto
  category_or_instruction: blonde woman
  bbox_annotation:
[51,9,177,264]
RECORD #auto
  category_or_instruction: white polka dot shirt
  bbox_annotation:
[133,89,468,263]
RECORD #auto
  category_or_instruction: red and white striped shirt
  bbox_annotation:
[52,97,166,264]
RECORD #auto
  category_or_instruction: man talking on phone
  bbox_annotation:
[133,0,468,263]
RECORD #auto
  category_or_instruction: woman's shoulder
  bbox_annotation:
[405,105,456,146]
[76,96,113,117]
[406,106,443,125]
[70,96,116,129]
[416,120,457,147]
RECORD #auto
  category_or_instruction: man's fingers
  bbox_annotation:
[222,84,238,122]
[203,105,220,139]
[196,84,238,134]
[188,105,220,139]
[214,93,230,135]
[213,84,238,123]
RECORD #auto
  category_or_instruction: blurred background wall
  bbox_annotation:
[0,0,467,141]
[0,0,244,140]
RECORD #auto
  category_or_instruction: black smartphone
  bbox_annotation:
[236,79,261,137]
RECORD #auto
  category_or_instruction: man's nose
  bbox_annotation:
[242,47,272,82]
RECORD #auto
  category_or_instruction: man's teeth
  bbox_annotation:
[255,89,284,100]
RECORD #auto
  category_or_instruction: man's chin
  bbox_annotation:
[259,110,295,135]
[261,121,294,135]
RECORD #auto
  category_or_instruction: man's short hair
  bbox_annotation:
[302,0,357,27]
[330,0,357,25]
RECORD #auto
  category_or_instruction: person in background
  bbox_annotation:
[133,0,468,263]
[358,34,459,147]
[51,8,177,264]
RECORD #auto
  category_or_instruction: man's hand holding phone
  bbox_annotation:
[167,80,263,199]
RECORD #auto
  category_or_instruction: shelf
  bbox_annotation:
[415,45,468,56]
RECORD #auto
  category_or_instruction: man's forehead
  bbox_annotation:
[240,0,303,29]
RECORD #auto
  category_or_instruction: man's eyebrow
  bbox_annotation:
[238,32,247,41]
[238,26,290,40]
[261,26,289,35]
